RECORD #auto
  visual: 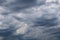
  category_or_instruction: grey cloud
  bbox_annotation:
[0,0,60,40]
[0,0,46,12]
[2,0,36,12]
[33,15,58,27]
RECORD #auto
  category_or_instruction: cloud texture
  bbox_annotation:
[0,0,60,40]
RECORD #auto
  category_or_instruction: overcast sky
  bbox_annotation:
[0,0,60,40]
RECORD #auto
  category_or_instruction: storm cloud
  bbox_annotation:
[0,0,60,40]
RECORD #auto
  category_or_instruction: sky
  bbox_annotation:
[0,0,60,40]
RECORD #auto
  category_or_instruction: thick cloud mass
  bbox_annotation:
[34,17,58,27]
[0,0,60,40]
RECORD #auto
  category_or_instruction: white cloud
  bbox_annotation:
[46,0,57,2]
[16,22,29,35]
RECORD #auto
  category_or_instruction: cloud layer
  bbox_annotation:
[0,0,60,40]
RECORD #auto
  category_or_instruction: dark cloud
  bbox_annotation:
[33,16,58,27]
[0,0,46,12]
[0,0,6,6]
[0,0,60,40]
[43,28,60,40]
[3,0,36,12]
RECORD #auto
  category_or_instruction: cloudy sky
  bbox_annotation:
[0,0,60,40]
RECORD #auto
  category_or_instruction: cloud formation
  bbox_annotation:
[0,0,60,40]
